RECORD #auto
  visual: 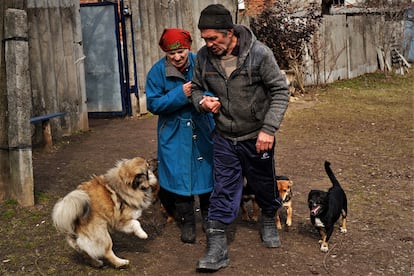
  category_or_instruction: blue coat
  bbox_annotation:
[146,52,214,196]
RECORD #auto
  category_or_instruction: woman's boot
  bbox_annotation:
[175,201,196,243]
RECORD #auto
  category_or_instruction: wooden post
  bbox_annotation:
[73,1,89,130]
[5,8,34,206]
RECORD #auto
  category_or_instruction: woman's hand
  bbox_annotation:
[183,81,192,97]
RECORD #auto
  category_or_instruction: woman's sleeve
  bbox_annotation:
[146,65,189,115]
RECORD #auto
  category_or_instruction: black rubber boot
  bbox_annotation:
[158,186,176,219]
[260,213,281,248]
[196,220,229,272]
[175,201,196,243]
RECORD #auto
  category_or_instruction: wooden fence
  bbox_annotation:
[128,0,237,114]
[0,0,88,205]
[0,0,407,205]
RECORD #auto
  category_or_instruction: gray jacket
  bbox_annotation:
[191,24,289,141]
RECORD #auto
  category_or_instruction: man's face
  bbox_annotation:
[166,48,189,68]
[200,29,233,56]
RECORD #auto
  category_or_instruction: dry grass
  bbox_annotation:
[0,71,413,275]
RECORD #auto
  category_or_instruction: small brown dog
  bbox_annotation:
[275,176,294,229]
[241,176,293,227]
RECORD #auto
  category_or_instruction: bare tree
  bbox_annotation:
[307,29,347,86]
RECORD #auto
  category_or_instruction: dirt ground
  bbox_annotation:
[1,72,413,275]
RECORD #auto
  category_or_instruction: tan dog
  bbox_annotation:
[276,177,294,229]
[52,157,158,268]
[241,176,293,227]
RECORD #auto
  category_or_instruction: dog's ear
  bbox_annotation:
[277,180,282,190]
[319,191,328,200]
[277,180,292,190]
[147,158,158,172]
[308,190,319,200]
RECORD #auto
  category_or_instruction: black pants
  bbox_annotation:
[158,186,211,217]
[209,132,281,224]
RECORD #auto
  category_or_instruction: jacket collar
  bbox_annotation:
[233,24,255,63]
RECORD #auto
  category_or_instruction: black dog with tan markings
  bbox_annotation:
[308,161,347,252]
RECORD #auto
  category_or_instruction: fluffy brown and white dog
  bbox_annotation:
[241,176,293,226]
[52,157,158,268]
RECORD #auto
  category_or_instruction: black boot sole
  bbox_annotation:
[181,236,196,243]
[196,258,229,272]
[180,226,196,243]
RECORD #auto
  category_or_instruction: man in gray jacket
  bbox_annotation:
[191,4,290,272]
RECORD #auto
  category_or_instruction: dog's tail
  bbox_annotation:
[324,161,340,187]
[52,190,90,236]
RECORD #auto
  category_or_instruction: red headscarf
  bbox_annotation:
[158,28,192,52]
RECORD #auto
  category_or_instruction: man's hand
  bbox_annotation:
[199,96,221,113]
[255,131,274,153]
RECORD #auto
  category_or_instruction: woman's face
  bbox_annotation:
[166,48,189,68]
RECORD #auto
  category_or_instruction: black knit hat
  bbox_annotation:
[198,4,233,30]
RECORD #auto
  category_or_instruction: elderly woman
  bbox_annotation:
[145,28,214,243]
